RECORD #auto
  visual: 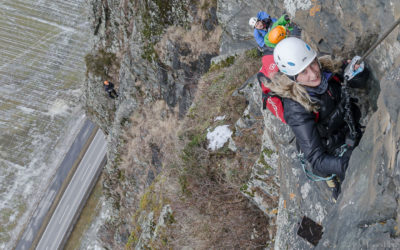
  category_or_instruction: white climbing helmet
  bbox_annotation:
[273,37,317,76]
[249,17,258,27]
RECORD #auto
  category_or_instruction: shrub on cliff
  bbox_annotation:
[84,49,119,79]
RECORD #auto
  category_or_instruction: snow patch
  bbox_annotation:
[301,182,311,199]
[284,0,312,17]
[214,115,226,121]
[207,125,233,151]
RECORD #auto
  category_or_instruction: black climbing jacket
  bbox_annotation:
[283,68,369,180]
[104,82,115,92]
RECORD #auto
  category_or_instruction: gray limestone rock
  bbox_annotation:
[317,66,400,250]
[217,1,400,249]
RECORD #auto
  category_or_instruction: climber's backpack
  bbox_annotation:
[257,54,287,123]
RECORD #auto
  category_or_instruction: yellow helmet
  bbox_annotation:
[268,26,287,44]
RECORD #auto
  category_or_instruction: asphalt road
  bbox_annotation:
[36,129,106,250]
[15,119,96,250]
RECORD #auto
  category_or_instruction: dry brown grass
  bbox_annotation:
[144,53,268,248]
[123,100,180,163]
[108,0,276,247]
[156,172,271,249]
[120,52,272,249]
[115,99,181,209]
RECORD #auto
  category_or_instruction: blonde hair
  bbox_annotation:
[318,55,343,74]
[261,55,343,113]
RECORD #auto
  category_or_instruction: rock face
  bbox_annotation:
[83,0,400,248]
[217,0,400,249]
[83,0,223,248]
[319,67,400,249]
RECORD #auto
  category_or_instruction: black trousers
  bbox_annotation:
[107,89,118,99]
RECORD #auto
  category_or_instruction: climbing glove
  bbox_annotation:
[344,56,364,81]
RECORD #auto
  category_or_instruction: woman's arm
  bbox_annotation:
[340,60,370,88]
[348,67,369,88]
[284,99,349,179]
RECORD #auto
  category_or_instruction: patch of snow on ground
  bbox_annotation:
[207,125,232,151]
[214,115,226,121]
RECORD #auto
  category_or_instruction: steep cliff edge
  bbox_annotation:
[82,0,400,249]
[218,0,400,249]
